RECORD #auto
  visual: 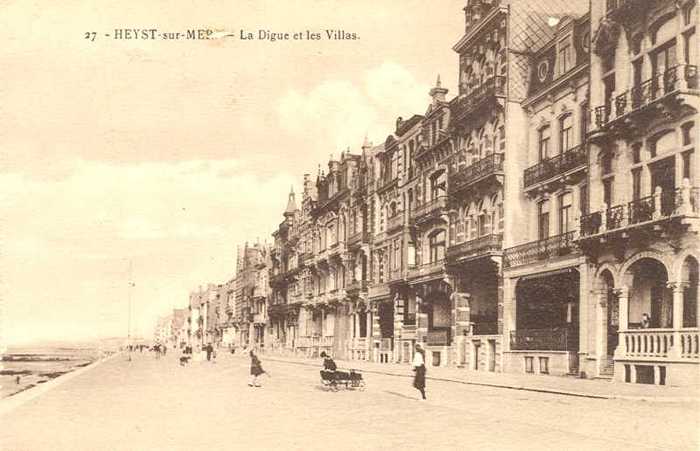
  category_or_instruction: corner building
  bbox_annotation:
[577,0,698,385]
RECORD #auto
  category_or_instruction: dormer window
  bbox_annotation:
[558,38,573,75]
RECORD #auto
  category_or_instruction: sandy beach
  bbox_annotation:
[0,346,102,399]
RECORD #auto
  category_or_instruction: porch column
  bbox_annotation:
[596,289,608,376]
[613,287,629,360]
[669,282,687,359]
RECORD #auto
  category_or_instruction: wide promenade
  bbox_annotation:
[0,351,697,451]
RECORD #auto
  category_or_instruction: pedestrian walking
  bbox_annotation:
[248,350,266,387]
[206,343,213,361]
[412,343,427,400]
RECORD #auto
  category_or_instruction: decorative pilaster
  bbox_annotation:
[613,287,629,359]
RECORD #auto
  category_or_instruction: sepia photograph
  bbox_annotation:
[1,0,699,450]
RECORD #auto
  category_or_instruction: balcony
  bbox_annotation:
[592,65,698,138]
[426,329,451,346]
[412,196,448,225]
[447,233,502,263]
[503,231,578,269]
[388,267,404,283]
[376,176,399,194]
[407,259,446,281]
[449,153,504,196]
[403,312,417,326]
[347,230,370,247]
[523,145,587,190]
[605,0,652,25]
[368,283,390,299]
[346,279,368,295]
[472,321,498,336]
[386,213,405,232]
[452,75,506,122]
[579,186,700,240]
[510,327,572,351]
[328,241,346,258]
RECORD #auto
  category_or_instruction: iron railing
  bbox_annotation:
[523,145,586,188]
[447,233,503,260]
[503,231,577,268]
[413,197,447,221]
[579,187,700,238]
[453,75,506,120]
[510,327,571,351]
[449,153,504,194]
[426,329,451,346]
[594,65,698,129]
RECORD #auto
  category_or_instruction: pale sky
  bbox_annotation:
[1,0,464,345]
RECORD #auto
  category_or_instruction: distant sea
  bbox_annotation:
[0,340,120,399]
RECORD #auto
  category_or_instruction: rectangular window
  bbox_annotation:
[683,150,693,180]
[632,169,642,200]
[538,201,550,240]
[539,357,549,374]
[429,231,446,263]
[580,103,589,143]
[560,115,574,152]
[539,126,551,161]
[558,42,572,74]
[603,178,614,207]
[580,183,589,216]
[525,356,534,373]
[559,193,573,234]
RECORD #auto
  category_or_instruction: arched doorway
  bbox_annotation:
[681,256,699,328]
[625,258,670,329]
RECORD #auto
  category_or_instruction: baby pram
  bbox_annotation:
[320,368,365,390]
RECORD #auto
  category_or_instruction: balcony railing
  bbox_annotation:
[346,279,368,293]
[594,65,698,130]
[509,327,571,351]
[387,213,405,231]
[523,145,586,189]
[426,329,451,346]
[347,230,370,247]
[403,312,416,326]
[503,231,577,269]
[449,153,504,195]
[407,259,446,279]
[447,233,503,261]
[472,321,498,336]
[413,197,447,222]
[453,75,506,121]
[579,186,700,238]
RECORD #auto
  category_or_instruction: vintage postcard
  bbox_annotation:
[1,0,698,450]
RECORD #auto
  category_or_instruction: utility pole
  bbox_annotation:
[128,260,134,362]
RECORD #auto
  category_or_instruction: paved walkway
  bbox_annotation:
[259,352,700,402]
[0,351,697,451]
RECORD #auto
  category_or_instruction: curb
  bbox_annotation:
[263,357,698,403]
[0,351,121,416]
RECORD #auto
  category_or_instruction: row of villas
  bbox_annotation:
[171,0,699,387]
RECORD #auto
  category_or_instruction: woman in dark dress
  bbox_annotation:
[249,350,265,387]
[412,343,427,400]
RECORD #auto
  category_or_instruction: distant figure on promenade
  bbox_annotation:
[163,345,167,356]
[249,350,265,387]
[205,343,213,361]
[412,343,427,400]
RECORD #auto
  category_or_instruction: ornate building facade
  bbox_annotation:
[170,0,698,387]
